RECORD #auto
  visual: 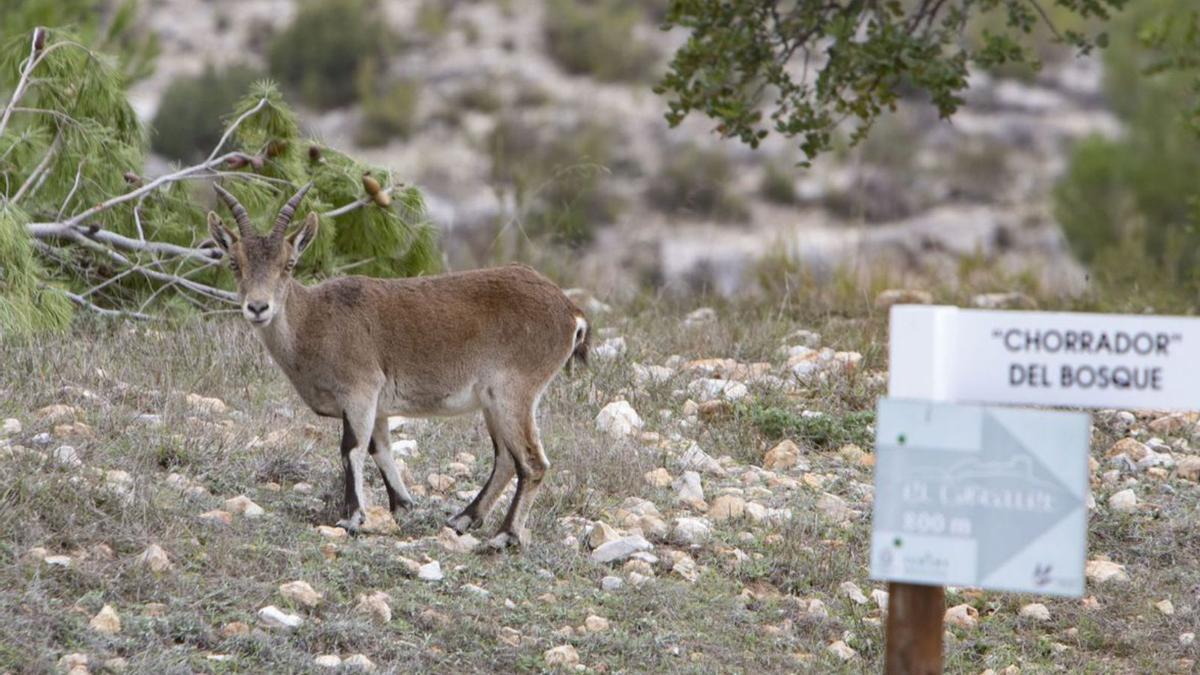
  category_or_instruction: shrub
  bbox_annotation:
[151,65,261,162]
[455,84,503,113]
[646,145,748,221]
[761,160,799,205]
[742,403,875,451]
[354,58,420,147]
[543,0,658,82]
[488,115,624,248]
[1053,0,1200,293]
[267,0,391,109]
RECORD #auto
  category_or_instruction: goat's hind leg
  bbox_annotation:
[487,395,549,550]
[448,407,515,534]
[369,415,414,521]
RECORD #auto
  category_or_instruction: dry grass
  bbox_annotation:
[0,299,1198,673]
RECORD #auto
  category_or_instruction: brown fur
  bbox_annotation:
[208,186,587,548]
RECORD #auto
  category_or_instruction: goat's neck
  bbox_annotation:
[254,278,310,370]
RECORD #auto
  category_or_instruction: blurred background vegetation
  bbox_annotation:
[3,0,1200,331]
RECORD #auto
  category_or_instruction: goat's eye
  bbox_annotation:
[228,261,240,273]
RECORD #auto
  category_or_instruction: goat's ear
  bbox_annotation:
[288,212,319,259]
[207,211,236,251]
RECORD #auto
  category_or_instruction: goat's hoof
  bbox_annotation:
[486,530,525,551]
[335,513,364,534]
[446,513,474,535]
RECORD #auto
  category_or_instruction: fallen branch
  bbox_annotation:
[61,289,151,320]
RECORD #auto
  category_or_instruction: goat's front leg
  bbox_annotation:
[336,401,377,533]
[370,414,414,519]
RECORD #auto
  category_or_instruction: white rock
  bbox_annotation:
[343,654,376,671]
[52,445,82,467]
[600,575,624,591]
[1137,450,1174,470]
[592,337,627,361]
[871,589,889,612]
[817,493,853,523]
[1,418,20,436]
[137,544,172,572]
[44,554,72,567]
[1019,603,1051,622]
[543,644,580,667]
[632,363,674,386]
[463,583,490,597]
[89,604,121,634]
[1181,632,1196,646]
[687,378,748,402]
[584,615,610,632]
[279,580,323,607]
[799,598,829,620]
[670,517,712,546]
[418,561,444,581]
[676,443,725,476]
[314,655,343,668]
[827,640,858,661]
[224,495,265,518]
[1155,599,1175,616]
[587,522,622,549]
[672,471,705,504]
[356,592,392,623]
[944,603,979,629]
[390,439,418,457]
[258,605,303,630]
[1086,559,1129,584]
[1107,489,1138,513]
[186,393,228,415]
[839,581,868,605]
[595,400,643,438]
[683,307,717,327]
[591,535,653,564]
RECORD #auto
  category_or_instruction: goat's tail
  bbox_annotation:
[569,314,589,371]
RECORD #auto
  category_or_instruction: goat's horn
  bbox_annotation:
[213,183,253,238]
[272,182,313,239]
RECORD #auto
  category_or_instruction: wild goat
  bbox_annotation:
[207,183,588,549]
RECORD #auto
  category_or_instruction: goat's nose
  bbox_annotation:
[246,301,270,317]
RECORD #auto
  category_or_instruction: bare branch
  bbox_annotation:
[323,195,373,218]
[11,131,60,203]
[63,150,254,226]
[0,28,43,141]
[27,222,224,263]
[56,160,85,219]
[60,289,152,321]
[206,96,268,164]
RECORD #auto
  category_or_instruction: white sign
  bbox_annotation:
[870,398,1089,596]
[889,305,1200,410]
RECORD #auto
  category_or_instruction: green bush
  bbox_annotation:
[354,58,421,147]
[646,145,749,221]
[489,115,624,248]
[742,403,875,451]
[543,0,658,82]
[267,0,391,109]
[151,65,261,162]
[1053,0,1200,293]
[761,160,799,205]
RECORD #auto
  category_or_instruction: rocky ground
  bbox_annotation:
[2,294,1200,672]
[126,0,1119,300]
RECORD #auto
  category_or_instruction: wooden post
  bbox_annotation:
[884,581,944,674]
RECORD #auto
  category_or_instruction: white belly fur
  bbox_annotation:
[379,380,482,417]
